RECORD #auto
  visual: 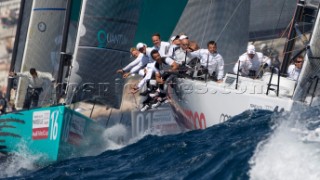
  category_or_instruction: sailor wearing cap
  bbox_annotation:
[233,44,271,78]
[136,42,156,63]
[173,37,194,66]
[117,47,149,78]
[167,35,181,58]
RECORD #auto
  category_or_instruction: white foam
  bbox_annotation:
[101,123,128,150]
[249,120,320,180]
[0,141,45,178]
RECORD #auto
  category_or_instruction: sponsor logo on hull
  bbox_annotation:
[184,110,206,129]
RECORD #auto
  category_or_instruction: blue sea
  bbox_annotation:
[1,108,320,179]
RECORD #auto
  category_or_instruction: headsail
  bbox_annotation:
[65,0,141,108]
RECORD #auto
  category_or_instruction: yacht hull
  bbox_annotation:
[168,75,295,130]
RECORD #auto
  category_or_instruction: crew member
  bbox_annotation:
[287,55,304,81]
[233,44,271,78]
[9,68,55,109]
[190,40,224,82]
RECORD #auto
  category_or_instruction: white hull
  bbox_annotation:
[168,73,296,130]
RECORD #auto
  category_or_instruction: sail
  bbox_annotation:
[171,0,250,73]
[6,0,33,100]
[65,0,141,108]
[250,0,320,41]
[249,0,299,41]
[10,0,33,72]
[14,0,68,108]
[293,3,320,104]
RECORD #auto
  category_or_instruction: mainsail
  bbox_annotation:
[171,0,250,73]
[14,0,69,108]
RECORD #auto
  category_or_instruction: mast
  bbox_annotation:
[5,0,26,101]
[280,0,305,75]
[56,0,73,102]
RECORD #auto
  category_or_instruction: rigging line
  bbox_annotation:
[279,18,293,39]
[200,0,213,47]
[270,0,288,52]
[283,46,305,55]
[105,107,113,127]
[216,0,244,43]
[284,33,306,43]
[119,95,125,124]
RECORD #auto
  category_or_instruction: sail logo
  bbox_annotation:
[97,29,128,48]
[184,110,206,129]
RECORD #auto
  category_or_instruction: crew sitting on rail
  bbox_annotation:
[131,65,160,112]
[167,35,181,58]
[150,49,179,108]
[189,40,225,82]
[151,33,171,57]
[116,47,149,78]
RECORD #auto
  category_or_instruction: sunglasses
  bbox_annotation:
[295,61,303,64]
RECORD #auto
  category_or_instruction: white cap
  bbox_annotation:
[179,35,188,40]
[136,42,146,50]
[170,35,180,42]
[247,44,255,54]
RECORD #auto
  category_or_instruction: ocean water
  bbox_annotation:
[1,108,320,180]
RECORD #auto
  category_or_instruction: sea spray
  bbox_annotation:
[249,110,320,180]
[0,141,46,178]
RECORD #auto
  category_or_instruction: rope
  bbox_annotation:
[283,46,306,55]
[200,0,213,47]
[105,108,113,127]
[269,0,288,53]
[216,0,244,43]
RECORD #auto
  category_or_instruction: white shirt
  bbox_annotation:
[287,64,301,81]
[137,66,155,89]
[167,44,179,58]
[145,47,156,63]
[233,52,271,76]
[153,41,170,57]
[190,49,224,80]
[17,71,55,88]
[122,53,149,74]
[173,48,193,65]
[153,57,175,74]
